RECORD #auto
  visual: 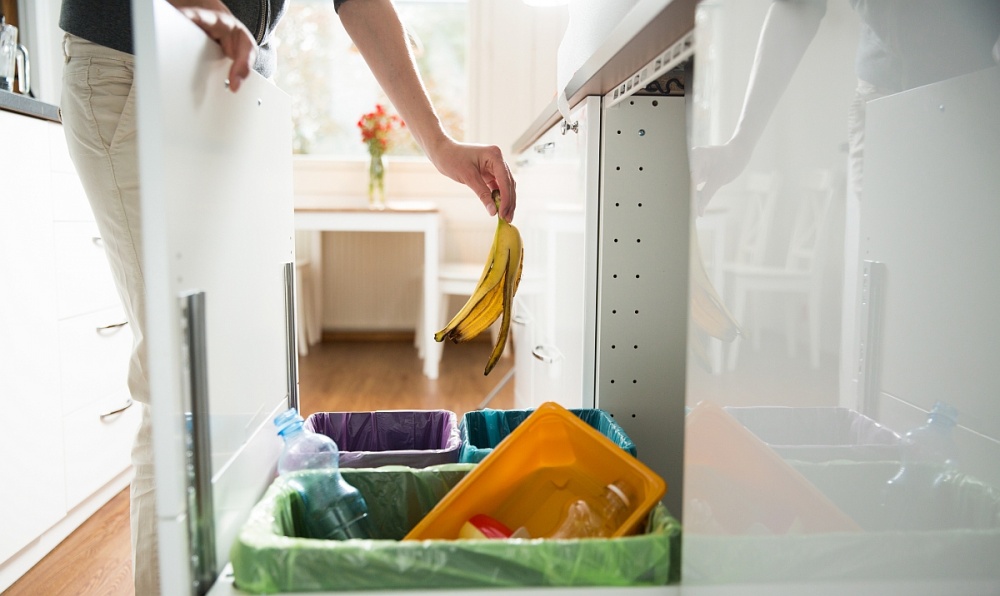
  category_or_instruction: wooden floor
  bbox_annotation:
[6,339,514,596]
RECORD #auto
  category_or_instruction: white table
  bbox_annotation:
[294,201,442,379]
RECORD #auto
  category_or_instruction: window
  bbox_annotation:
[273,0,468,156]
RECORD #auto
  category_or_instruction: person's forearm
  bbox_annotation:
[337,0,450,157]
[729,0,826,153]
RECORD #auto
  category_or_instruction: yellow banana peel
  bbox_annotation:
[690,228,741,342]
[435,190,524,375]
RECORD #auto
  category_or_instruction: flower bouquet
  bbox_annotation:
[357,104,405,209]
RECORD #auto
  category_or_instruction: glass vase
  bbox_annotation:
[368,152,386,210]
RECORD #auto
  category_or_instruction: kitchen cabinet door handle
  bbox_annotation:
[534,141,555,154]
[532,344,563,364]
[91,236,105,248]
[96,321,129,335]
[100,398,134,420]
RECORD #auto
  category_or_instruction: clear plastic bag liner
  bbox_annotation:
[684,461,1000,583]
[304,410,461,468]
[459,408,637,463]
[724,406,901,463]
[230,464,680,593]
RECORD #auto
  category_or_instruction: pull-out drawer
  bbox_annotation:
[53,221,121,319]
[58,306,132,416]
[62,387,139,510]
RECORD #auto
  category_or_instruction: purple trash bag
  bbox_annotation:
[304,410,461,468]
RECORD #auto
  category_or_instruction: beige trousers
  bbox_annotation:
[61,33,160,596]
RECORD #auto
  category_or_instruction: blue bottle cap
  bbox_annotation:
[930,402,958,424]
[274,408,304,435]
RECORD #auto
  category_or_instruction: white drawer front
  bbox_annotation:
[58,307,133,416]
[63,389,139,510]
[48,121,77,174]
[54,221,121,319]
[51,169,94,223]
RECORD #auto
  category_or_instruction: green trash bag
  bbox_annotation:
[459,408,638,463]
[230,464,680,593]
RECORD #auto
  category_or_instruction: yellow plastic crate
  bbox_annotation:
[405,401,667,540]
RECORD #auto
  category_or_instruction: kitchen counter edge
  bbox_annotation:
[0,90,61,123]
[511,0,695,156]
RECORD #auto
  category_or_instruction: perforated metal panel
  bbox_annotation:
[596,96,690,518]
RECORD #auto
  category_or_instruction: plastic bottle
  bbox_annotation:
[548,481,633,539]
[882,401,959,530]
[274,408,371,540]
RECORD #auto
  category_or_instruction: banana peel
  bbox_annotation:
[690,229,741,342]
[689,228,741,370]
[435,190,523,375]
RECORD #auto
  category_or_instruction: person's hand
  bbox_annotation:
[177,6,258,93]
[690,141,750,216]
[427,138,517,222]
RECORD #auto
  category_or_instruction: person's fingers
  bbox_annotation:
[467,178,498,217]
[223,34,256,92]
[179,7,257,93]
[472,145,515,222]
[489,159,516,223]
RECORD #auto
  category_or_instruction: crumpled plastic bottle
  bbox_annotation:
[274,408,371,540]
[882,401,959,531]
[548,481,634,539]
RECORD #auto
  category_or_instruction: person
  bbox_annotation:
[58,0,517,593]
[689,0,1000,403]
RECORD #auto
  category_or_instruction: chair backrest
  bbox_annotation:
[784,169,836,274]
[732,172,782,267]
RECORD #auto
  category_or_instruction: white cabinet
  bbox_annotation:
[0,108,139,592]
[0,109,66,567]
[513,97,601,411]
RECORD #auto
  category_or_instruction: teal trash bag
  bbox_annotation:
[459,408,638,463]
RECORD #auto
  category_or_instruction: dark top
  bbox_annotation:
[851,0,1000,93]
[59,0,360,79]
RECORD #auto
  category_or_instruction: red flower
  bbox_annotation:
[358,104,404,156]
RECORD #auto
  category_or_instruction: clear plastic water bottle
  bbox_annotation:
[274,409,371,540]
[548,481,633,539]
[882,401,959,530]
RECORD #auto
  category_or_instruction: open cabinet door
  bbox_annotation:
[131,1,295,593]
